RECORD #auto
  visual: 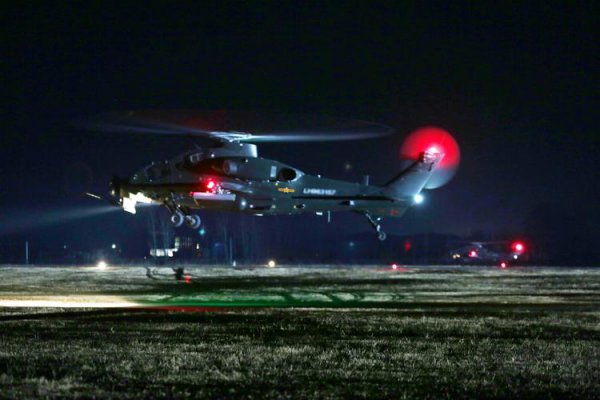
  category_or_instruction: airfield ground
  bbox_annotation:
[0,265,599,399]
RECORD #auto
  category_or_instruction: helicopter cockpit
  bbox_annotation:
[130,160,172,184]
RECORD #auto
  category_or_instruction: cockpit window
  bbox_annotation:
[189,152,203,164]
[277,168,297,182]
[145,162,171,180]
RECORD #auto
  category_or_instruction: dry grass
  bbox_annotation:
[1,265,599,398]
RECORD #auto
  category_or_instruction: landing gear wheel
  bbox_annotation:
[365,213,387,241]
[170,210,184,227]
[184,214,201,229]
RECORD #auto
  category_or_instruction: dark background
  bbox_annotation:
[2,2,598,264]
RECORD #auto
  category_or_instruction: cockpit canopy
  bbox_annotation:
[130,142,301,184]
[130,160,172,183]
[145,161,171,181]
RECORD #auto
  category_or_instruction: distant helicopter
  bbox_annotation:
[449,240,527,267]
[81,110,460,241]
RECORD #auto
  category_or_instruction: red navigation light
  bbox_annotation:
[391,263,398,270]
[184,275,192,284]
[399,126,461,189]
[512,241,525,253]
[202,178,218,193]
[500,262,507,269]
[469,250,477,258]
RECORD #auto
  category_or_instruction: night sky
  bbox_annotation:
[2,2,598,262]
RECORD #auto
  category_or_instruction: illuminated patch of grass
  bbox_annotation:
[1,266,599,398]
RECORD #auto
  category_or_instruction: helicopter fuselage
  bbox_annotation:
[120,145,410,219]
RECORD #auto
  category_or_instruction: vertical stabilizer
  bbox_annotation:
[383,150,444,198]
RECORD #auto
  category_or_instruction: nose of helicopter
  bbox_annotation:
[109,176,122,197]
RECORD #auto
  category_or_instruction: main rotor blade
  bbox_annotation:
[75,110,394,142]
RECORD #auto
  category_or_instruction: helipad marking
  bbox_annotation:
[0,296,139,308]
[0,300,139,308]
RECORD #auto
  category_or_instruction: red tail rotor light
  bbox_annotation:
[400,126,460,189]
[427,146,440,153]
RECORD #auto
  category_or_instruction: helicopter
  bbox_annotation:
[449,240,528,267]
[81,110,461,241]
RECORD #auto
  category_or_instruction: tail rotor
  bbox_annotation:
[399,126,460,189]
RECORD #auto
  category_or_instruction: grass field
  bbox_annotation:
[1,265,599,398]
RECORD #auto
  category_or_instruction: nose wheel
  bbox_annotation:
[365,213,387,241]
[170,210,185,227]
[168,209,201,230]
[184,214,201,229]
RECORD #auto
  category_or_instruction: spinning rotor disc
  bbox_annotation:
[77,110,394,142]
[399,126,461,189]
